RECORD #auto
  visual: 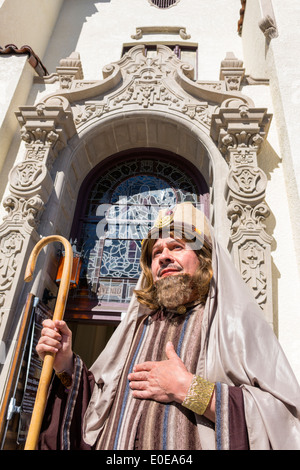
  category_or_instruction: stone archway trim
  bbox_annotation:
[0,44,273,353]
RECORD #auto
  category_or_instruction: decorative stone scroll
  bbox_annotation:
[71,45,214,131]
[211,103,273,323]
[39,46,253,137]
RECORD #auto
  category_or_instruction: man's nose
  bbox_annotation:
[158,247,174,263]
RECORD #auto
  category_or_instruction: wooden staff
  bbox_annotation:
[24,235,73,450]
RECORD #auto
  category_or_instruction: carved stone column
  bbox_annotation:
[0,98,76,341]
[211,104,273,324]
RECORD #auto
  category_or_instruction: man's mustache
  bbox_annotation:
[157,264,183,278]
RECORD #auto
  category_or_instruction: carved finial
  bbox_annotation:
[57,51,84,89]
[219,52,245,91]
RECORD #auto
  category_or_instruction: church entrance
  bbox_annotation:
[64,148,209,365]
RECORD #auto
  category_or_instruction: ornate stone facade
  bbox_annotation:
[0,45,273,347]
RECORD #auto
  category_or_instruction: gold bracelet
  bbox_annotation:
[182,375,215,415]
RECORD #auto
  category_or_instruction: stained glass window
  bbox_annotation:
[73,158,206,307]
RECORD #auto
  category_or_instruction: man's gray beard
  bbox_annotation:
[154,273,197,310]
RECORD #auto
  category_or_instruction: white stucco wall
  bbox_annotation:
[0,0,63,58]
[0,55,29,178]
[241,0,300,381]
[42,0,244,81]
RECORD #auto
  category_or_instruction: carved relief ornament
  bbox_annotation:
[3,99,76,227]
[211,104,273,321]
[40,45,253,134]
[5,45,255,236]
[0,45,273,337]
[0,98,76,334]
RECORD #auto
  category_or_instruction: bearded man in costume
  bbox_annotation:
[37,203,300,450]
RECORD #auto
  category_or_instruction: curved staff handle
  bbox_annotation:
[24,235,73,450]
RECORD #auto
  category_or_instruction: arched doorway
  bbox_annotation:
[64,148,209,366]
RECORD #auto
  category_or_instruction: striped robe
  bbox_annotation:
[39,304,249,450]
[96,305,204,450]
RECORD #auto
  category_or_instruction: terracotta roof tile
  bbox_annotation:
[237,0,247,35]
[0,44,48,76]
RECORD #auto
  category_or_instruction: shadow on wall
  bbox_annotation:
[258,140,281,337]
[43,0,109,74]
[258,139,281,247]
